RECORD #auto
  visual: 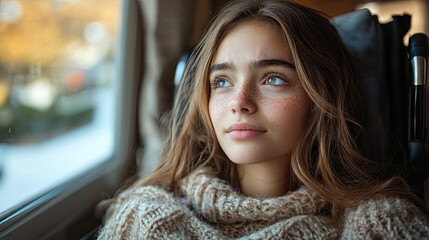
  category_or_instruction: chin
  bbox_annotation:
[225,151,269,165]
[229,159,265,165]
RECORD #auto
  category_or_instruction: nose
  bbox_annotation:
[231,83,257,114]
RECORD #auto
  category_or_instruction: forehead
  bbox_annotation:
[211,19,293,65]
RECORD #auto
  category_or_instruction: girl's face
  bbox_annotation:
[208,20,310,166]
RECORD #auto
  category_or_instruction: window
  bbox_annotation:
[0,0,137,237]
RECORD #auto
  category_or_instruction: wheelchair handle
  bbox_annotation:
[409,33,428,86]
[409,33,428,141]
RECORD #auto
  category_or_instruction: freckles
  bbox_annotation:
[238,84,258,100]
[209,97,228,122]
[267,96,304,127]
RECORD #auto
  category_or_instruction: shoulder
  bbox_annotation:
[97,185,189,240]
[341,195,429,239]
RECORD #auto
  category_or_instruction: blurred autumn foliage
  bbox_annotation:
[0,0,121,143]
[0,0,120,66]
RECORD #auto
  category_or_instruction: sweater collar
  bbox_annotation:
[179,167,329,224]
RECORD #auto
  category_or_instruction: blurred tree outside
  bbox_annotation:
[0,0,120,144]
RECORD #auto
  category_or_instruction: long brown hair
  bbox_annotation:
[122,0,424,218]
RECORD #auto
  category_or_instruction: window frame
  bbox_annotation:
[0,0,142,238]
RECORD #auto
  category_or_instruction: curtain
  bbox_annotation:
[137,0,209,176]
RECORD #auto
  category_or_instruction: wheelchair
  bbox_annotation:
[333,9,429,205]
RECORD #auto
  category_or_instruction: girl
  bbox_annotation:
[98,0,429,239]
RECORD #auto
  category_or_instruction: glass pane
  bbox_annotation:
[0,0,121,214]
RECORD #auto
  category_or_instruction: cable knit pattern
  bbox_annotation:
[342,196,429,239]
[179,169,329,224]
[97,168,429,239]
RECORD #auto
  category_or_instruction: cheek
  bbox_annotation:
[268,96,309,130]
[208,96,227,128]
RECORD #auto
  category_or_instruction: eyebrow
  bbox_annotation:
[209,62,236,74]
[250,59,295,69]
[209,59,295,74]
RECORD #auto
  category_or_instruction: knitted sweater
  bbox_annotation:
[97,168,429,239]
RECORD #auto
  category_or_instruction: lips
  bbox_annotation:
[225,123,266,140]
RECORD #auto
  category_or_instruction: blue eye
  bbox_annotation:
[265,75,287,86]
[211,77,232,89]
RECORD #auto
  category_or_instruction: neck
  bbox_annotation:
[237,158,291,198]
